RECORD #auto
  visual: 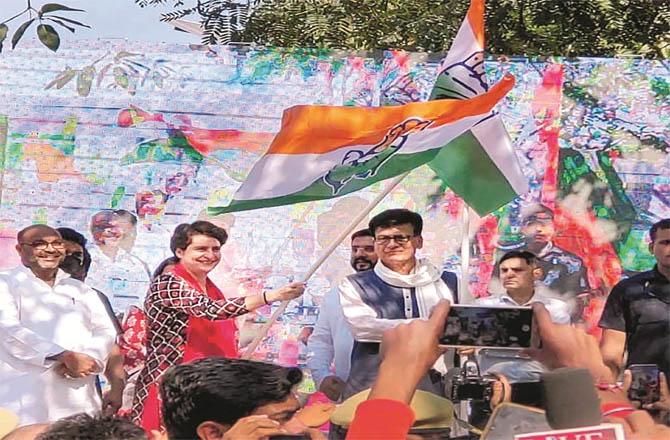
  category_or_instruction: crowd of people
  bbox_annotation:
[0,208,668,439]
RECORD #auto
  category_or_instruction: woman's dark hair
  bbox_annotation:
[152,256,179,279]
[161,357,303,439]
[170,221,228,257]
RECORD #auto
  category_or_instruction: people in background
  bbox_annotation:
[307,228,378,401]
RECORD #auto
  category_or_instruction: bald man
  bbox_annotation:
[0,225,116,425]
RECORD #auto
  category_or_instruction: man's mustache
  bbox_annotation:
[353,257,375,266]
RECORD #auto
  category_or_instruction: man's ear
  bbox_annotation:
[532,266,544,281]
[196,421,228,440]
[175,247,185,260]
[414,235,424,250]
[649,241,654,254]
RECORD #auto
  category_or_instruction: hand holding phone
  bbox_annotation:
[438,305,535,349]
[627,364,661,405]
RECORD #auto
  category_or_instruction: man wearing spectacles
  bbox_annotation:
[338,209,459,400]
[0,225,116,425]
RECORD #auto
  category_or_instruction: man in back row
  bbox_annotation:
[307,228,378,401]
[476,250,571,382]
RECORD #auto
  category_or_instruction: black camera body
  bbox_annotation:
[449,359,497,404]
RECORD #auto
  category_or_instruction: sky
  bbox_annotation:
[4,0,199,44]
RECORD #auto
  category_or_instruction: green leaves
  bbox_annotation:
[0,23,8,51]
[40,3,85,14]
[11,18,35,49]
[1,1,90,52]
[37,23,60,51]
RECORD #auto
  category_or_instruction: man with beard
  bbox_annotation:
[338,209,458,400]
[0,225,116,424]
[307,229,378,401]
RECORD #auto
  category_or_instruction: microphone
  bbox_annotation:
[540,368,602,429]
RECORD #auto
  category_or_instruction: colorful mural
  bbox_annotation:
[0,40,668,362]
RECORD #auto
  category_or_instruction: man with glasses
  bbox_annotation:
[0,225,116,425]
[338,209,458,400]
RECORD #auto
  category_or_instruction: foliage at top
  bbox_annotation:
[136,0,669,58]
[0,1,90,52]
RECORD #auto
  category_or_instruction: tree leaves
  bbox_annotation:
[40,3,85,14]
[11,18,35,49]
[0,23,8,51]
[37,23,60,51]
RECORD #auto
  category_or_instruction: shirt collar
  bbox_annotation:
[18,265,71,285]
[499,291,538,306]
[652,265,669,284]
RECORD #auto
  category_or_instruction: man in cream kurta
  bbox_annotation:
[339,209,458,400]
[0,225,116,425]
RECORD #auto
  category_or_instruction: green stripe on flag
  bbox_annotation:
[427,130,517,215]
[208,148,440,215]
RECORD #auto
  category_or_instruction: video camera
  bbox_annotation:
[449,359,498,404]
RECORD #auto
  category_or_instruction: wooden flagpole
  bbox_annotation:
[242,171,411,359]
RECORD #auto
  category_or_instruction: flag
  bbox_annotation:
[208,76,515,215]
[427,0,528,215]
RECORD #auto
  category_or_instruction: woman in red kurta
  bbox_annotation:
[130,221,305,431]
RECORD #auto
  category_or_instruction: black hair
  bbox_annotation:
[36,413,146,440]
[56,227,87,247]
[113,209,138,226]
[170,221,228,257]
[160,357,303,440]
[368,209,423,236]
[152,256,179,279]
[351,228,374,241]
[499,250,538,267]
[650,218,670,242]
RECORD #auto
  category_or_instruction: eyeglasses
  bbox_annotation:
[19,240,66,251]
[374,234,414,245]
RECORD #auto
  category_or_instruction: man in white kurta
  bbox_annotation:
[0,225,116,425]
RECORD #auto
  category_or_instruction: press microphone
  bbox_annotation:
[540,367,602,429]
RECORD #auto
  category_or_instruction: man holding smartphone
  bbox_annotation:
[476,250,571,382]
[599,218,670,410]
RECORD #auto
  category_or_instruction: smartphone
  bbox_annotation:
[628,363,660,404]
[439,305,534,349]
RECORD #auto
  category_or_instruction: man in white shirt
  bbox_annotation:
[85,210,152,314]
[307,229,378,401]
[476,250,571,382]
[0,225,116,425]
[339,209,458,400]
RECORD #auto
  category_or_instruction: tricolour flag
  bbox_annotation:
[208,76,515,215]
[426,0,528,215]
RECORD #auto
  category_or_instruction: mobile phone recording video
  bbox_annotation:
[439,305,534,349]
[628,363,661,404]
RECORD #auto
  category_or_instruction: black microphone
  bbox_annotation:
[540,367,602,429]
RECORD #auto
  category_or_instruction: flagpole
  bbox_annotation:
[459,203,474,304]
[242,171,411,359]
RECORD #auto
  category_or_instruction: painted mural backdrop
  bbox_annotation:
[0,40,668,371]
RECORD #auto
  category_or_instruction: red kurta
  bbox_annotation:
[130,263,249,431]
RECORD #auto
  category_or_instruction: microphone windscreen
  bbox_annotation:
[541,368,602,429]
